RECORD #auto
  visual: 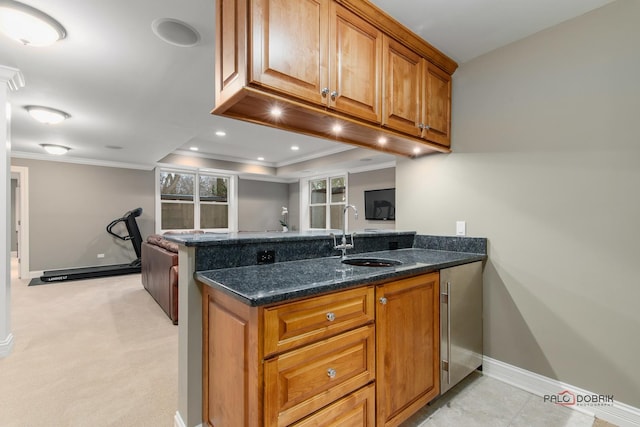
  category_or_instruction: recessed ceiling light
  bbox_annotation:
[40,144,70,155]
[215,130,226,137]
[413,147,421,155]
[291,145,299,151]
[332,124,342,133]
[151,18,200,47]
[0,1,66,47]
[270,107,282,117]
[25,105,70,124]
[257,156,265,161]
[190,146,199,151]
[378,136,387,145]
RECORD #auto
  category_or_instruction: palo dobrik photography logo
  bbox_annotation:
[543,390,614,407]
[543,390,576,406]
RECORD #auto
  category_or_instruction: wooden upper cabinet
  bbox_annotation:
[215,0,248,106]
[382,36,422,137]
[251,0,329,104]
[251,0,382,122]
[330,4,382,122]
[383,37,452,147]
[214,0,457,157]
[422,62,451,147]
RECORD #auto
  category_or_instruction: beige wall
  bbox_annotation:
[238,179,290,231]
[11,158,155,272]
[396,0,640,407]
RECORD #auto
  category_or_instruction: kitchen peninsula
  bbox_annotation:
[168,231,486,426]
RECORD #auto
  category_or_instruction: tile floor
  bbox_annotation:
[401,372,597,427]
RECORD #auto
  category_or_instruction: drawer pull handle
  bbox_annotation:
[327,368,337,379]
[326,312,336,322]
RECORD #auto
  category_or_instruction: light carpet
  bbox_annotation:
[0,258,178,427]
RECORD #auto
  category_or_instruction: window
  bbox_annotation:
[305,175,347,230]
[157,168,237,232]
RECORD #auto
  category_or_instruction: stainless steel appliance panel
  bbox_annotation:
[440,261,483,394]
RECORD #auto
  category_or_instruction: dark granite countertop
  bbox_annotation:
[196,248,485,306]
[165,229,415,246]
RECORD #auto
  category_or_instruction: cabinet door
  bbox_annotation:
[329,4,382,123]
[376,273,440,427]
[251,0,329,105]
[382,36,422,137]
[421,62,451,147]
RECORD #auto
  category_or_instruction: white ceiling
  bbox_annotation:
[1,0,613,175]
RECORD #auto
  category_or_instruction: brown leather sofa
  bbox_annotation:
[141,235,180,324]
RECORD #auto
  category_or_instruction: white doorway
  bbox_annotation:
[10,166,29,279]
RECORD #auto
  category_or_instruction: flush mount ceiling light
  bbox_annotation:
[0,1,66,46]
[189,146,199,151]
[152,18,200,47]
[290,145,299,151]
[40,144,70,155]
[215,130,226,137]
[25,105,70,124]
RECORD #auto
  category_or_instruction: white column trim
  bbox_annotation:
[1,64,22,359]
[483,356,640,427]
[0,332,14,357]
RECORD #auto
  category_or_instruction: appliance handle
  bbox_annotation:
[447,280,451,386]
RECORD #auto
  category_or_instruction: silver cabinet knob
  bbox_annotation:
[330,91,339,100]
[418,123,424,130]
[423,124,431,130]
[321,88,329,97]
[327,368,337,378]
[326,312,336,322]
[379,297,388,305]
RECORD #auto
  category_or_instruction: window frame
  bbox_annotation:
[300,173,348,231]
[155,167,238,233]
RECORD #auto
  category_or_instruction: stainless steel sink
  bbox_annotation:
[341,257,402,267]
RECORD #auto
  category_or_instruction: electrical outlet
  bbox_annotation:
[456,221,466,236]
[257,250,275,265]
[97,253,105,259]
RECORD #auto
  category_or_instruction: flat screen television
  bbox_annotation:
[364,188,395,220]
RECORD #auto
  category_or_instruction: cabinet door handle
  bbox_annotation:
[327,368,337,379]
[423,124,431,131]
[321,88,329,97]
[379,297,388,305]
[330,91,339,100]
[326,312,336,322]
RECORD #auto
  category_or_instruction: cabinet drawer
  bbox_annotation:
[264,286,374,357]
[292,383,375,427]
[264,325,375,426]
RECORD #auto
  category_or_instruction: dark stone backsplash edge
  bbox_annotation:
[176,231,486,271]
[413,235,487,255]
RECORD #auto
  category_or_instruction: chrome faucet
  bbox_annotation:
[332,204,358,259]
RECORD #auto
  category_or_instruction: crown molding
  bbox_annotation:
[0,66,25,91]
[10,150,154,171]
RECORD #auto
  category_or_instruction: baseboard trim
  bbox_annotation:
[0,333,14,358]
[483,356,640,427]
[174,411,203,427]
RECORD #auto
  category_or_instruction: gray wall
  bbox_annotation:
[349,167,395,231]
[238,179,290,232]
[11,158,155,272]
[396,0,640,407]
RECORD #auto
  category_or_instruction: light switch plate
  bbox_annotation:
[456,221,466,236]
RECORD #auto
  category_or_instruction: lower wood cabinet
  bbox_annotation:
[201,272,440,427]
[376,273,440,427]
